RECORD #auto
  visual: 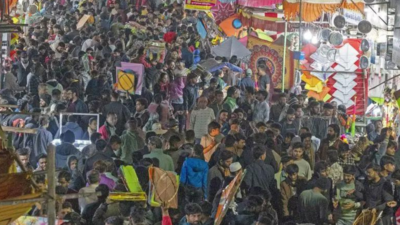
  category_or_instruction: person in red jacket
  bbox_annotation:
[99,112,118,141]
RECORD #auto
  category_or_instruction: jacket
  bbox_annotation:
[317,138,342,162]
[31,126,53,165]
[183,83,199,111]
[270,103,286,122]
[180,157,208,198]
[117,131,145,164]
[98,122,116,140]
[170,76,185,104]
[181,48,194,68]
[280,176,307,216]
[46,79,63,94]
[67,99,88,113]
[144,148,175,171]
[243,159,276,192]
[17,61,32,87]
[55,122,84,140]
[55,143,81,169]
[102,101,131,135]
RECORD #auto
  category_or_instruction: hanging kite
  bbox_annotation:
[115,68,138,94]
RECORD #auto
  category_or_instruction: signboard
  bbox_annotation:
[343,9,363,25]
[184,0,217,10]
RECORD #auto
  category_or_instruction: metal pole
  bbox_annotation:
[282,21,288,93]
[47,144,56,225]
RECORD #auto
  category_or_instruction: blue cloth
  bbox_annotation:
[209,62,243,73]
[180,158,209,198]
[55,122,84,140]
[181,48,194,68]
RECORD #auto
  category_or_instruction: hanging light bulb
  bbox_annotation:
[304,30,312,40]
[311,36,319,44]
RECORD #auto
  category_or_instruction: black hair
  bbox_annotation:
[224,135,237,148]
[184,203,202,216]
[90,132,102,144]
[58,170,71,182]
[109,135,122,145]
[285,132,295,140]
[380,155,395,169]
[292,142,304,150]
[285,163,299,175]
[136,98,148,108]
[169,135,181,146]
[200,201,212,217]
[95,139,107,151]
[36,153,47,162]
[207,121,221,134]
[253,145,267,159]
[185,130,195,142]
[327,150,339,164]
[314,161,328,174]
[256,122,267,128]
[343,165,357,175]
[193,144,204,159]
[219,150,234,162]
[257,90,268,100]
[300,132,312,142]
[328,124,340,136]
[366,163,381,173]
[315,177,330,190]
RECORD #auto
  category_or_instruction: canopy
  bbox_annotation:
[211,37,251,60]
[198,59,243,73]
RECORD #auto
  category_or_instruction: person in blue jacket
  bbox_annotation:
[180,144,209,203]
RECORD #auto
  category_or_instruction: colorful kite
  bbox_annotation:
[211,1,235,25]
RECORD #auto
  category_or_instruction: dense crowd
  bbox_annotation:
[2,0,400,225]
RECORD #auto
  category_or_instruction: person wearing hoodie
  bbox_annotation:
[55,131,81,169]
[32,116,53,166]
[116,118,145,164]
[46,72,63,95]
[222,86,239,114]
[55,115,84,140]
[66,154,85,193]
[180,144,208,203]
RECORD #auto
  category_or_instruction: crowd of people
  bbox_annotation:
[2,0,400,225]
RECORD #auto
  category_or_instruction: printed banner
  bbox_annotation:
[247,35,294,90]
[184,0,217,10]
